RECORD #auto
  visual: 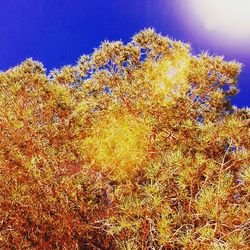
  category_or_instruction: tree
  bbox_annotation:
[0,29,249,249]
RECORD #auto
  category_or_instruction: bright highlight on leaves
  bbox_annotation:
[82,109,152,180]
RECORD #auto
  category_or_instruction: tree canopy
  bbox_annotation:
[0,29,249,249]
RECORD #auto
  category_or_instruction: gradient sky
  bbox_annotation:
[0,0,249,107]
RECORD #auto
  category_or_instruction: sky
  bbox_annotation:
[0,0,249,107]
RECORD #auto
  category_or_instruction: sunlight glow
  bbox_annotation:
[82,111,152,180]
[191,0,250,40]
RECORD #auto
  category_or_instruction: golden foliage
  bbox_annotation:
[81,108,152,180]
[0,29,249,249]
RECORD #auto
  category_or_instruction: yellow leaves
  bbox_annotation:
[11,183,27,203]
[143,182,165,210]
[51,66,78,85]
[196,186,217,219]
[118,239,139,250]
[24,157,40,179]
[165,148,184,168]
[13,120,24,129]
[132,28,159,47]
[198,225,214,241]
[106,214,141,236]
[81,109,152,180]
[49,83,72,107]
[119,195,143,215]
[217,172,233,197]
[143,181,162,196]
[240,166,250,192]
[241,166,250,183]
[195,152,206,165]
[74,100,88,114]
[205,161,218,176]
[196,173,233,220]
[8,145,24,163]
[177,166,196,190]
[0,29,249,249]
[226,117,243,133]
[12,82,22,93]
[183,119,194,128]
[198,121,220,145]
[179,230,194,248]
[142,53,190,107]
[145,162,161,180]
[226,231,248,248]
[119,219,137,231]
[23,107,33,118]
[216,116,247,142]
[155,204,174,244]
[156,217,172,244]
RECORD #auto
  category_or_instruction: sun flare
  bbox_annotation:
[191,0,250,40]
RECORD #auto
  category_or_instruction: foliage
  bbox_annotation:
[0,29,249,249]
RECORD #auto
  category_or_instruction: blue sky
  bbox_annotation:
[0,0,249,107]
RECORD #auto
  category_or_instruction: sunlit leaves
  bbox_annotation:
[0,29,249,249]
[81,109,152,180]
[196,186,218,220]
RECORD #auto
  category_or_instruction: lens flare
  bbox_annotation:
[190,0,250,40]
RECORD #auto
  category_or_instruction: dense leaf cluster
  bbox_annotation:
[0,29,249,249]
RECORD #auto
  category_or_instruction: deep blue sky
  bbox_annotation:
[0,0,249,107]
